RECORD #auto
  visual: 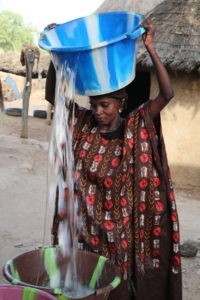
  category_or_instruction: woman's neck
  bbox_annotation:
[99,115,123,133]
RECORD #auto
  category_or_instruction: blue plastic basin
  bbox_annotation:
[39,11,145,96]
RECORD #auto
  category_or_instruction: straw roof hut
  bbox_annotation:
[138,0,199,190]
[97,0,200,190]
[137,0,200,74]
[96,0,163,15]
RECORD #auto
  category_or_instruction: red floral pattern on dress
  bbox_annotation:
[127,118,133,126]
[79,149,86,158]
[104,178,113,188]
[153,226,161,236]
[120,198,127,207]
[88,173,96,181]
[128,138,134,149]
[86,194,95,205]
[77,132,84,139]
[94,154,103,162]
[122,174,127,183]
[140,128,149,140]
[122,147,127,155]
[153,249,160,256]
[173,232,179,242]
[123,216,129,225]
[111,157,120,167]
[87,134,94,142]
[121,240,128,249]
[139,178,148,189]
[139,202,146,213]
[104,200,114,210]
[91,236,100,246]
[170,191,175,201]
[123,262,128,271]
[156,201,165,212]
[104,220,115,231]
[171,212,178,222]
[140,229,145,239]
[173,255,181,266]
[154,177,160,187]
[140,153,149,163]
[101,137,109,145]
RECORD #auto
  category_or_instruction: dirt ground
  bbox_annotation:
[0,75,200,299]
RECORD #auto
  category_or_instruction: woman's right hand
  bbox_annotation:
[44,23,57,30]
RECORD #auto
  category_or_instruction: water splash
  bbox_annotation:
[48,61,79,290]
[46,60,94,297]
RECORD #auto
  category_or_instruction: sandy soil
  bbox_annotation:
[0,75,200,299]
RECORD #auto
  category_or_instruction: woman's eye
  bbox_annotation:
[101,103,109,108]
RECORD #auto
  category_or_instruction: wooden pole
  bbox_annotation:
[0,77,5,112]
[20,48,35,138]
[46,103,53,125]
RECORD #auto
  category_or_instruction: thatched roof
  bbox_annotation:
[97,0,200,74]
[137,0,200,74]
[96,0,163,14]
[0,52,50,78]
[1,0,199,76]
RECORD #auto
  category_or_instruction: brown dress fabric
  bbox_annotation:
[52,102,182,300]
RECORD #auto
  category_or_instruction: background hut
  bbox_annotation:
[96,0,164,14]
[97,0,200,191]
[137,0,200,191]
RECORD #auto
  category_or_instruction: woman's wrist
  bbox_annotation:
[145,43,156,53]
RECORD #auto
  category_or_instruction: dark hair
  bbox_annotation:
[90,88,128,101]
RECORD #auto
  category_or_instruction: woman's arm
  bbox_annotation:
[45,61,56,106]
[44,24,57,106]
[142,18,174,118]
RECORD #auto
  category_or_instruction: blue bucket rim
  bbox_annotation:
[39,11,145,52]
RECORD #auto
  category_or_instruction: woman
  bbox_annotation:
[46,19,182,300]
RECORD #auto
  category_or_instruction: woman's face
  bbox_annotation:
[90,96,121,130]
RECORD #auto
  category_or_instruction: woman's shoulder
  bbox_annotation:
[126,101,151,119]
[75,102,89,115]
[74,102,92,127]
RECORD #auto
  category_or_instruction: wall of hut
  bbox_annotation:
[150,71,200,191]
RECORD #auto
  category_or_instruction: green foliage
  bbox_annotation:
[0,10,38,52]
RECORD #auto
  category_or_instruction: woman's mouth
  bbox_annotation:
[96,116,105,123]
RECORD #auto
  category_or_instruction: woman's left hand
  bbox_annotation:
[142,18,155,49]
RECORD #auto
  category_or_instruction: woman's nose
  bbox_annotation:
[95,106,102,115]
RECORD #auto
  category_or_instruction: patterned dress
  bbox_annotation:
[52,101,182,300]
